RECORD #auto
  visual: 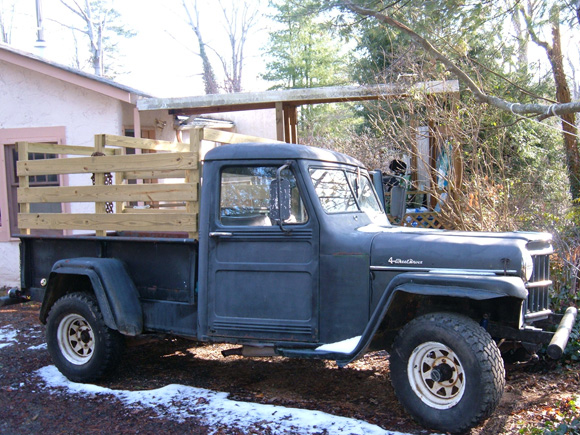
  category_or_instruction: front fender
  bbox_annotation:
[333,272,526,366]
[391,272,528,300]
[40,258,143,336]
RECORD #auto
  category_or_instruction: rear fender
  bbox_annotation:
[40,258,143,336]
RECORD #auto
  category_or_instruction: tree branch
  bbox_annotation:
[340,0,580,118]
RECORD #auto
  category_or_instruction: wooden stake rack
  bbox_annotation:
[16,127,279,239]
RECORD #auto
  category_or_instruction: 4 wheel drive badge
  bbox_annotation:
[388,257,423,265]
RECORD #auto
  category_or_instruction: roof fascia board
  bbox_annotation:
[137,80,460,113]
[0,47,134,104]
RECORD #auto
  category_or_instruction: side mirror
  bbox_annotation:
[269,178,291,223]
[390,185,407,220]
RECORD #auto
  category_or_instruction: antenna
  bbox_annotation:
[35,0,47,53]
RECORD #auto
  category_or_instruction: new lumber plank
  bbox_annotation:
[25,143,115,156]
[203,128,283,144]
[18,213,197,232]
[16,152,198,176]
[101,134,188,152]
[123,169,188,180]
[17,183,197,204]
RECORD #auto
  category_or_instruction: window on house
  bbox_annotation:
[4,145,62,237]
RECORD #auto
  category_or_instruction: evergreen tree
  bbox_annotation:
[263,0,356,140]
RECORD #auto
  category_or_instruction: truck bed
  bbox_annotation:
[20,234,199,337]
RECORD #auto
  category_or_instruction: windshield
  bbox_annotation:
[309,167,388,225]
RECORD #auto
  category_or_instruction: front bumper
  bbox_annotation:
[488,306,578,359]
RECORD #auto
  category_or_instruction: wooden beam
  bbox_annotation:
[24,143,112,156]
[18,183,197,204]
[101,134,187,152]
[202,128,282,144]
[18,212,197,232]
[139,81,460,114]
[93,134,107,237]
[275,102,284,142]
[17,152,198,176]
[17,142,31,235]
[123,169,187,180]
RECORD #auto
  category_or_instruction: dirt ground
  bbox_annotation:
[1,302,579,435]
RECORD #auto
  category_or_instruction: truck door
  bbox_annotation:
[207,164,319,343]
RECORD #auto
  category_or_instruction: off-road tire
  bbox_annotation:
[390,312,505,433]
[46,292,125,382]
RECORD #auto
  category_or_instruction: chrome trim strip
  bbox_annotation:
[526,280,553,289]
[524,309,552,321]
[528,247,554,256]
[370,265,518,275]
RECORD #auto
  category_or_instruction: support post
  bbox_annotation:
[94,134,106,237]
[187,127,202,238]
[275,102,285,142]
[17,142,31,236]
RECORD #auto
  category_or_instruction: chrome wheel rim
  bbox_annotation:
[57,314,95,365]
[407,341,465,409]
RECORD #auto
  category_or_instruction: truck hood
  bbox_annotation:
[365,225,552,276]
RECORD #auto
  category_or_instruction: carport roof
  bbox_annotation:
[136,80,459,116]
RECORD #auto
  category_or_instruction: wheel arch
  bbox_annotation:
[40,258,143,336]
[331,273,526,366]
[370,290,523,351]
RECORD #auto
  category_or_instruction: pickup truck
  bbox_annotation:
[2,131,577,433]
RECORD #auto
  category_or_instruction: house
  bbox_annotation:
[0,44,174,286]
[0,44,279,287]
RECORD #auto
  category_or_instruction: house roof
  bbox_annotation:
[0,43,152,104]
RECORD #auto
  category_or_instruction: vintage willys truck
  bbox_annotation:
[2,130,577,433]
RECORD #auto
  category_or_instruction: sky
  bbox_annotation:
[2,0,273,97]
[0,324,414,435]
[2,0,579,99]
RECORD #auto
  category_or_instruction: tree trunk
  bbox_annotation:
[545,17,580,201]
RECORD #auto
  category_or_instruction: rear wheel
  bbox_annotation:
[390,313,505,433]
[46,292,124,382]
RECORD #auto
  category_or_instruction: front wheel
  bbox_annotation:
[46,292,125,382]
[390,313,505,433]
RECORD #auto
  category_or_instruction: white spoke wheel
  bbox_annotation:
[57,314,96,365]
[407,341,465,409]
[390,313,505,433]
[46,292,124,383]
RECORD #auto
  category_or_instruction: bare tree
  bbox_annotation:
[182,0,219,94]
[215,0,259,93]
[340,1,580,201]
[58,0,133,77]
[181,0,260,94]
[0,0,17,44]
[519,1,579,202]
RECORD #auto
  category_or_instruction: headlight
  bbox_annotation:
[521,251,534,282]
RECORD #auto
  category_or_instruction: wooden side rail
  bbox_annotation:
[16,128,281,239]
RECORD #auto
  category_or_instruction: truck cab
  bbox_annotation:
[198,143,381,346]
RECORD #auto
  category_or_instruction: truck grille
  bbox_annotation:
[524,253,552,317]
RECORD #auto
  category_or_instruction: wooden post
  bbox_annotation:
[114,147,125,214]
[287,104,298,144]
[17,141,31,236]
[94,134,107,237]
[187,127,202,238]
[275,102,285,142]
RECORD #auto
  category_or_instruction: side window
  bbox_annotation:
[220,166,308,227]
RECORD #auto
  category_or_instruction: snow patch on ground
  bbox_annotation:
[316,336,362,354]
[0,325,17,349]
[37,365,407,435]
[28,343,48,350]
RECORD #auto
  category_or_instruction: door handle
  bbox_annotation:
[209,232,233,238]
